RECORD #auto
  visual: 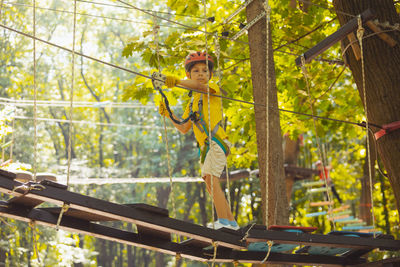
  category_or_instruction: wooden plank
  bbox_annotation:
[306,211,327,217]
[0,169,16,179]
[347,32,361,60]
[310,201,334,207]
[246,227,400,251]
[7,180,67,209]
[0,204,208,262]
[328,214,350,221]
[8,195,44,208]
[308,187,329,194]
[0,174,245,250]
[214,250,365,265]
[295,9,375,66]
[366,20,397,47]
[350,256,400,266]
[127,203,169,217]
[328,204,351,214]
[39,207,117,221]
[268,225,317,233]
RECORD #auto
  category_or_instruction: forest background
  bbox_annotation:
[0,0,399,266]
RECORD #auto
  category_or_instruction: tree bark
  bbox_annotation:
[333,0,400,220]
[247,1,289,227]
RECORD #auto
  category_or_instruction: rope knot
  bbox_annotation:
[262,1,271,17]
[56,203,70,230]
[357,15,365,41]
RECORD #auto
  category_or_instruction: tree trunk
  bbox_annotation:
[333,0,400,220]
[247,1,289,226]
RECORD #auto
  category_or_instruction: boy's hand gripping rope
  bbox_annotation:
[151,72,193,125]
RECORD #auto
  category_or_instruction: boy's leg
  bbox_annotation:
[203,174,234,221]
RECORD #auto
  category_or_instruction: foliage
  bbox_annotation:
[0,0,399,265]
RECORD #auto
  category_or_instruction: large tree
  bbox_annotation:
[332,0,400,220]
[247,0,289,226]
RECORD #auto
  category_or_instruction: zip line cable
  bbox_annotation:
[357,15,377,237]
[75,0,210,20]
[297,0,356,19]
[33,0,37,182]
[114,0,249,46]
[12,115,174,130]
[0,98,153,109]
[0,22,387,131]
[2,1,343,65]
[1,1,193,30]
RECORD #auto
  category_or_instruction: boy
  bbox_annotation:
[158,51,239,230]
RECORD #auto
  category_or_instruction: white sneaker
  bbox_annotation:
[208,219,240,230]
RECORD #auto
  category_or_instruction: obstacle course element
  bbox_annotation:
[0,169,400,265]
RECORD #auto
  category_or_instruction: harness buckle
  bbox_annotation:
[151,72,166,91]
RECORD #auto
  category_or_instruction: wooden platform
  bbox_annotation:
[0,170,399,265]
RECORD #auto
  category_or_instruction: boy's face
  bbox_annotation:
[186,62,211,84]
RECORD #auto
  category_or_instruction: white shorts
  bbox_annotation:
[201,140,232,178]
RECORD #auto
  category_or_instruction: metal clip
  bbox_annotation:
[151,72,166,91]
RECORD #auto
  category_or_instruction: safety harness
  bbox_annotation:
[151,72,230,163]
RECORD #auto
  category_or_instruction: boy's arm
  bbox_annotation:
[165,76,216,94]
[177,79,217,94]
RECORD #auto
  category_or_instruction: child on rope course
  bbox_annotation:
[158,51,239,230]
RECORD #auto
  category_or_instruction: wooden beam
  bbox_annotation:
[214,250,365,265]
[347,32,361,60]
[0,203,208,262]
[0,174,245,250]
[295,9,375,66]
[366,20,397,47]
[246,225,400,251]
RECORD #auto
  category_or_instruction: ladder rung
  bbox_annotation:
[329,214,351,221]
[302,181,325,187]
[342,225,374,231]
[305,211,327,217]
[346,222,367,227]
[310,201,334,207]
[327,204,351,214]
[339,219,363,224]
[308,187,329,194]
[330,210,352,216]
[332,216,355,223]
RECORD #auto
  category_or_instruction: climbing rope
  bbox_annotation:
[357,15,376,236]
[9,112,15,162]
[29,220,41,264]
[66,0,77,189]
[56,203,70,230]
[55,0,77,230]
[175,253,182,266]
[33,0,37,183]
[240,222,256,242]
[201,0,216,231]
[211,241,219,267]
[263,0,271,227]
[214,33,232,210]
[300,55,335,230]
[260,240,274,264]
[12,183,45,194]
[153,15,178,241]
